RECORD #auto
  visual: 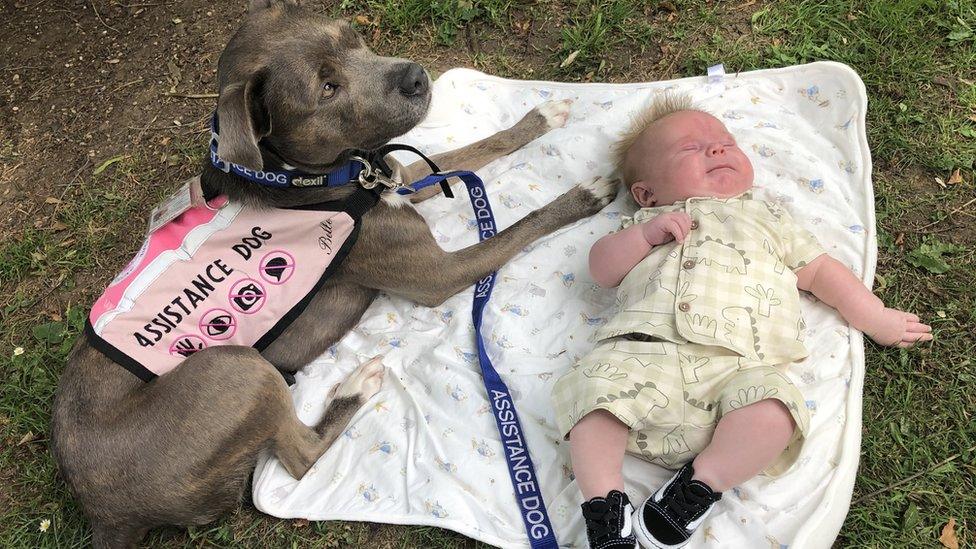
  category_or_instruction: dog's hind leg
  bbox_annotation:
[394,100,572,203]
[273,356,385,478]
[90,520,147,549]
[55,345,380,544]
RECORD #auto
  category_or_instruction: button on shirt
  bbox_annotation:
[595,194,826,365]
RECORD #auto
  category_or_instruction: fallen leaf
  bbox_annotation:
[354,15,370,26]
[18,431,35,445]
[969,114,976,123]
[874,273,887,291]
[292,518,309,528]
[940,518,958,549]
[895,233,904,246]
[50,221,67,231]
[560,49,580,68]
[846,13,857,20]
[44,197,61,204]
[947,168,963,185]
[93,155,128,175]
[659,0,677,12]
[932,75,954,88]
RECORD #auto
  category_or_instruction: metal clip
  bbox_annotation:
[352,155,403,191]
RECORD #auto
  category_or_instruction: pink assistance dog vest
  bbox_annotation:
[87,184,358,381]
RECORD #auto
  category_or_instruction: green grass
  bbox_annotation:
[556,0,656,77]
[340,0,530,45]
[2,0,974,547]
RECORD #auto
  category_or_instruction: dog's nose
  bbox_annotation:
[396,63,428,97]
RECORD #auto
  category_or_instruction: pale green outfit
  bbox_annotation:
[552,193,825,474]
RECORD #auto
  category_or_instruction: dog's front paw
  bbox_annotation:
[536,99,572,129]
[509,99,573,148]
[548,176,619,225]
[331,356,385,402]
[578,176,618,211]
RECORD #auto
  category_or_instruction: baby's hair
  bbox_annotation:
[612,92,707,186]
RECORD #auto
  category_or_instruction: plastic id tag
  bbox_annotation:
[147,177,209,234]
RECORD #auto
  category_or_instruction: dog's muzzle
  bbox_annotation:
[396,62,428,97]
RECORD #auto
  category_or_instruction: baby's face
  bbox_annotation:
[626,110,754,207]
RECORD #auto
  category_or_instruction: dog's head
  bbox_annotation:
[215,0,431,173]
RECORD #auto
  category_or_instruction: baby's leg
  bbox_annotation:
[691,398,795,492]
[569,409,630,499]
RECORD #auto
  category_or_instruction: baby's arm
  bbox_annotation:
[796,255,933,347]
[589,212,692,287]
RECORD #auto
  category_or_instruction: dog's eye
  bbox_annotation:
[321,82,338,99]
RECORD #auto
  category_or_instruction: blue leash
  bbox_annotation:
[411,170,559,549]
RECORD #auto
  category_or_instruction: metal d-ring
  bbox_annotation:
[350,155,374,184]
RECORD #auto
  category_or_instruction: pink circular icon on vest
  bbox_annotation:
[259,250,296,285]
[228,278,267,314]
[169,334,207,358]
[199,308,238,341]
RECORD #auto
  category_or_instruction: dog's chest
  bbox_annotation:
[87,200,358,381]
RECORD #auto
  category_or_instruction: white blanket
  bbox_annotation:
[253,62,875,549]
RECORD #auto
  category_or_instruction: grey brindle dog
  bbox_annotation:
[50,1,616,547]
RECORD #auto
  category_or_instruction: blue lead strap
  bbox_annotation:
[410,170,559,549]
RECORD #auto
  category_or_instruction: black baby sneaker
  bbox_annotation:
[581,490,637,548]
[632,463,722,548]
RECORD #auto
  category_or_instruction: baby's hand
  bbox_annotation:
[864,308,933,348]
[641,212,693,246]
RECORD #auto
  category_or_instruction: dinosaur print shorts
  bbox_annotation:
[552,336,810,475]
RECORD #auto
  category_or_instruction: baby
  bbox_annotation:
[552,94,933,549]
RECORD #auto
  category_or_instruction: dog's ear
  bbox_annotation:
[216,75,269,171]
[248,0,300,11]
